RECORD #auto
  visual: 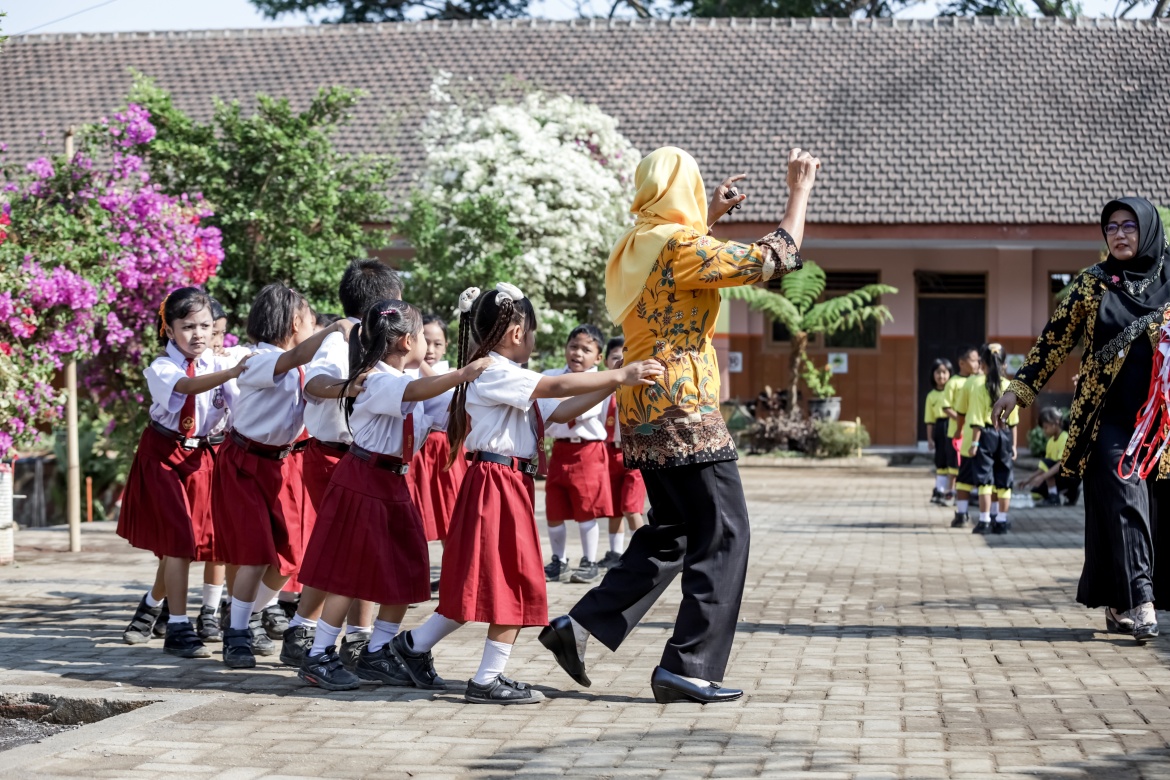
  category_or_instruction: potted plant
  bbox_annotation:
[802,361,841,422]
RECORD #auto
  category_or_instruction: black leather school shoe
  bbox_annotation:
[388,632,446,690]
[260,603,290,639]
[196,605,223,642]
[163,620,212,659]
[538,615,591,687]
[152,600,170,638]
[465,675,545,705]
[222,626,256,669]
[248,613,276,657]
[279,624,316,667]
[971,520,990,534]
[1105,608,1135,635]
[122,595,163,645]
[950,513,968,528]
[339,630,372,671]
[650,666,743,704]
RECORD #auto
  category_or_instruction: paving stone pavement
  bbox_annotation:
[1,462,1169,779]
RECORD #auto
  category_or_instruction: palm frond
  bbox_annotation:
[723,286,803,336]
[804,284,897,335]
[778,261,825,315]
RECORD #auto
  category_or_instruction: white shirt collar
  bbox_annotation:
[165,340,213,368]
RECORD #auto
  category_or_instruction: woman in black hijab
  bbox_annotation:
[994,197,1170,644]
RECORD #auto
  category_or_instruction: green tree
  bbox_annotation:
[680,0,909,16]
[723,262,895,409]
[249,0,529,22]
[938,0,1079,16]
[121,74,396,318]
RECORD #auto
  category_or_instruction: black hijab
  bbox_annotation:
[1089,197,1170,362]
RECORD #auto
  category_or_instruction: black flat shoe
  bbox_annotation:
[163,620,211,659]
[1135,621,1159,644]
[538,615,591,688]
[650,666,742,704]
[222,626,256,669]
[465,674,545,705]
[1105,608,1135,635]
[388,632,446,690]
[950,514,967,528]
[971,521,990,534]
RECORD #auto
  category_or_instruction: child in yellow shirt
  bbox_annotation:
[1022,407,1069,506]
[924,358,956,505]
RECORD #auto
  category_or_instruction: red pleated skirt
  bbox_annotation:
[607,445,647,516]
[287,439,347,593]
[437,460,546,627]
[407,431,467,542]
[299,452,431,605]
[211,435,305,575]
[544,440,613,522]
[118,425,216,561]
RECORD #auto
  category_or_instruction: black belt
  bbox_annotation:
[467,451,538,476]
[607,440,621,449]
[313,439,350,453]
[350,444,410,476]
[150,420,219,451]
[229,429,299,460]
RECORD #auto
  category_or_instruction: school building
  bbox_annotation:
[3,17,1169,445]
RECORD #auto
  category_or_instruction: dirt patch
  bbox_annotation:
[0,693,154,752]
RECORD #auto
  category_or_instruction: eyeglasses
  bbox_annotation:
[1105,221,1139,236]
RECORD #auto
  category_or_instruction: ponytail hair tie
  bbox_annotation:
[988,342,1003,355]
[458,287,482,313]
[380,307,400,318]
[495,282,525,302]
[157,295,169,339]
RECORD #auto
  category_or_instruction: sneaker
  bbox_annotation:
[971,520,990,534]
[261,603,290,639]
[196,605,223,642]
[991,519,1010,534]
[569,557,601,584]
[389,632,446,690]
[598,551,622,570]
[544,555,571,582]
[930,489,943,505]
[299,647,361,691]
[430,578,441,595]
[122,596,163,645]
[339,630,372,671]
[217,598,230,630]
[279,598,298,621]
[950,513,968,529]
[354,643,413,686]
[222,626,256,669]
[163,620,212,659]
[465,674,545,705]
[279,624,316,668]
[1043,494,1061,507]
[152,600,170,638]
[249,613,276,657]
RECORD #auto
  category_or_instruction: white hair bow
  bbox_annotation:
[458,287,482,313]
[495,282,525,302]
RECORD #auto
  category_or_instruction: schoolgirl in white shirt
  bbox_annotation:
[389,284,663,705]
[295,301,490,690]
[118,287,251,660]
[211,282,352,670]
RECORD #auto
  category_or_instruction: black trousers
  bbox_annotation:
[568,459,750,682]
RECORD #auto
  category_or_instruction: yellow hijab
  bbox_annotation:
[605,147,707,324]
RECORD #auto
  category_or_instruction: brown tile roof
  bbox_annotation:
[2,17,1169,225]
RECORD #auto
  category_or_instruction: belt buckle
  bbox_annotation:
[180,437,201,450]
[393,463,410,476]
[570,437,582,444]
[519,461,538,476]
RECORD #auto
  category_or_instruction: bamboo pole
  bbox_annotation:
[64,128,81,552]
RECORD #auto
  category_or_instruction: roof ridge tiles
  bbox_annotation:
[10,15,1170,42]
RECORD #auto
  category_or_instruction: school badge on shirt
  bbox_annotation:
[212,387,225,409]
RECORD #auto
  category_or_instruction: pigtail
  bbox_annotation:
[984,343,1004,405]
[336,301,420,430]
[338,322,367,423]
[445,287,483,469]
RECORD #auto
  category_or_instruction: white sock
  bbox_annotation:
[472,639,513,685]
[569,615,589,662]
[935,475,948,491]
[230,597,255,630]
[289,613,316,630]
[251,584,280,613]
[368,620,399,653]
[956,500,969,514]
[346,624,372,638]
[144,591,163,609]
[309,619,342,657]
[991,500,1000,517]
[1048,485,1059,496]
[407,613,463,653]
[980,511,990,523]
[609,531,625,554]
[997,512,1008,526]
[201,583,224,610]
[579,519,599,563]
[548,523,568,560]
[167,613,190,624]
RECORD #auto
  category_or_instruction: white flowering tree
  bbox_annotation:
[400,73,639,358]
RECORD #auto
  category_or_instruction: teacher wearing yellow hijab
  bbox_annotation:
[542,146,821,704]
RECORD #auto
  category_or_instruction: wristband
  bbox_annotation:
[971,441,980,449]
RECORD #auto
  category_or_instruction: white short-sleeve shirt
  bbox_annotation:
[209,344,252,436]
[464,352,559,460]
[349,363,441,457]
[303,317,359,444]
[420,360,455,421]
[231,342,306,446]
[145,341,234,437]
[540,365,606,441]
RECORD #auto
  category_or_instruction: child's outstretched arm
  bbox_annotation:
[403,358,492,402]
[174,353,253,395]
[544,361,663,425]
[274,319,354,376]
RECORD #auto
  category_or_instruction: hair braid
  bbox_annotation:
[445,293,516,469]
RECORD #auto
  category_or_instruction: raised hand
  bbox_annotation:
[708,173,747,225]
[786,148,820,193]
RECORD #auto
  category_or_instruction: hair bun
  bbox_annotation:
[458,287,482,313]
[495,282,525,302]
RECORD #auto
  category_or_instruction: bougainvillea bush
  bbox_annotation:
[0,105,223,462]
[400,73,639,358]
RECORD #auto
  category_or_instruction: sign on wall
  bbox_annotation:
[727,352,744,373]
[1004,354,1026,376]
[827,353,849,374]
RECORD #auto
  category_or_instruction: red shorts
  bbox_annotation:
[606,444,647,516]
[407,430,467,542]
[118,425,216,561]
[544,440,613,522]
[299,452,431,606]
[211,435,306,576]
[437,460,546,627]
